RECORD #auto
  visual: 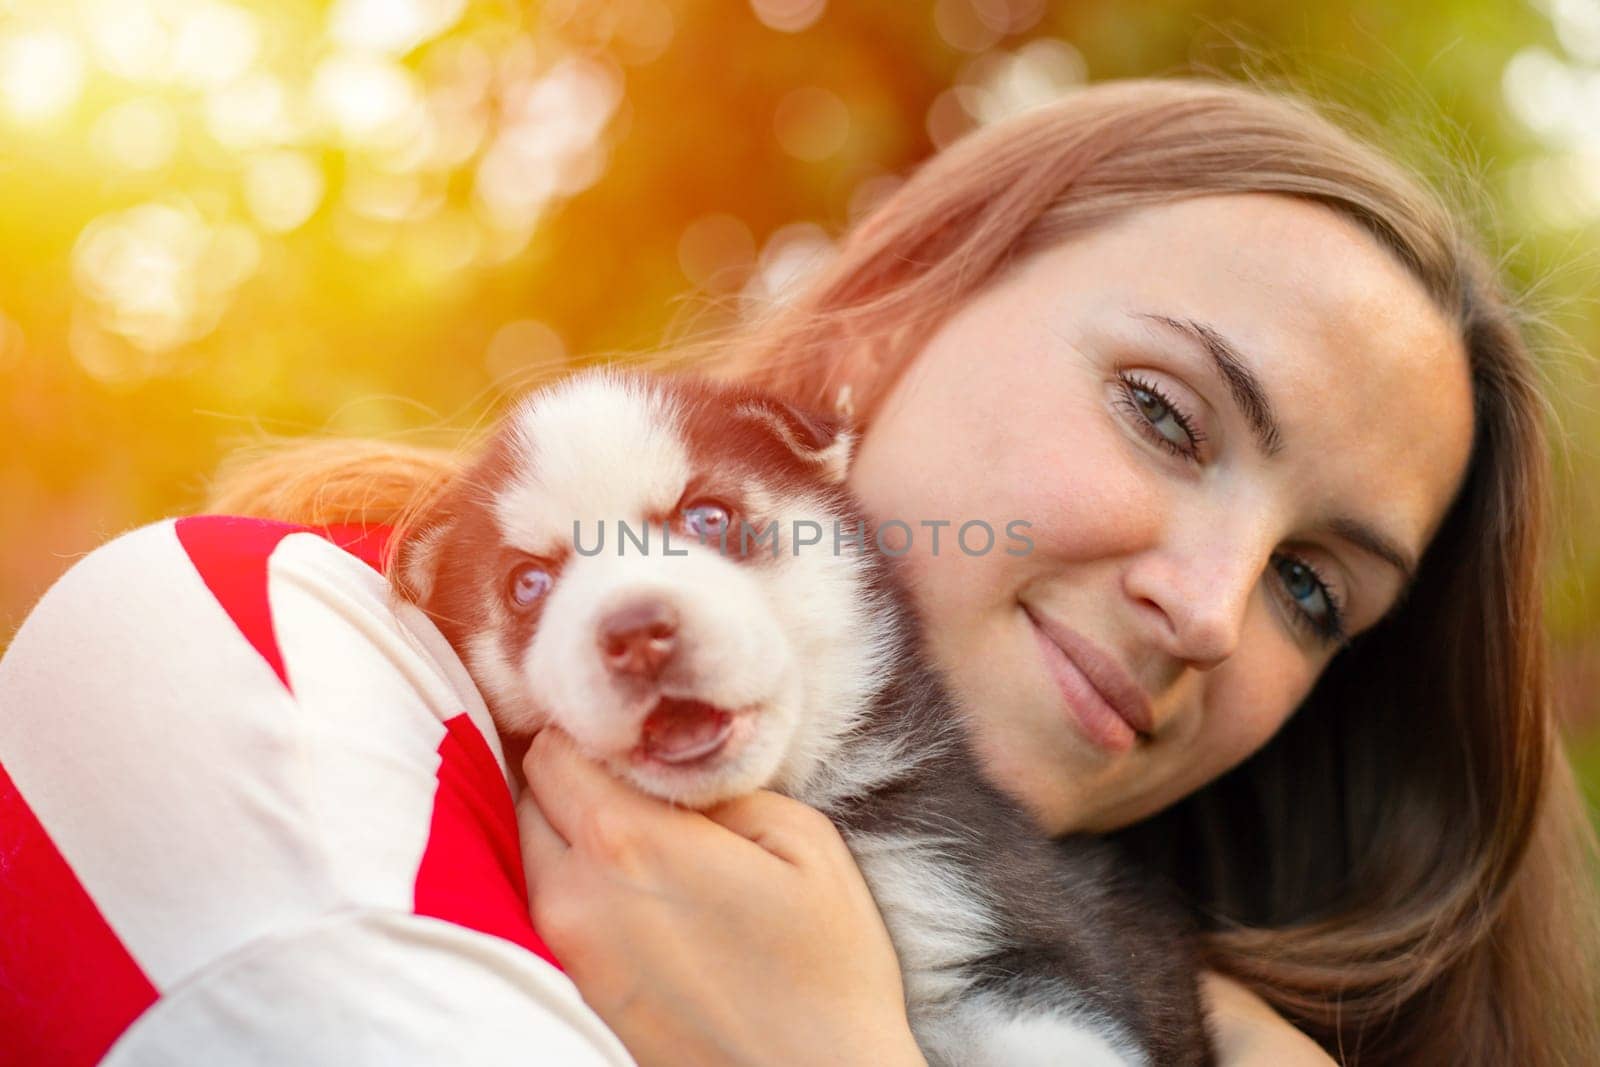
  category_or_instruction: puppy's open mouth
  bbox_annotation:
[637,696,736,765]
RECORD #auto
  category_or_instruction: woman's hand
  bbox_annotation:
[517,727,928,1067]
[1202,972,1336,1066]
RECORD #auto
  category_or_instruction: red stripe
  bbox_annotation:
[172,517,394,695]
[173,516,303,692]
[0,763,160,1067]
[314,522,393,575]
[414,715,560,970]
[171,519,553,962]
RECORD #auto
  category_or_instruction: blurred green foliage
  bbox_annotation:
[1,1,1596,802]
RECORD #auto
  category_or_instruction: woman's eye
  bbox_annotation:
[507,562,554,608]
[682,501,733,539]
[1116,373,1205,461]
[1272,554,1347,646]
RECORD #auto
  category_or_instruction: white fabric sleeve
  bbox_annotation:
[0,518,635,1067]
[103,911,634,1067]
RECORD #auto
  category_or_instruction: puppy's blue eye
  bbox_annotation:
[507,563,553,608]
[683,501,732,539]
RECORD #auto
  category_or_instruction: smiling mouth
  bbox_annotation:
[1022,605,1151,753]
[636,696,738,765]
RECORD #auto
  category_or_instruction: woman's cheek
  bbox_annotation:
[1016,433,1166,562]
[1204,640,1316,773]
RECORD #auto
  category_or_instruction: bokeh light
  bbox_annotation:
[71,201,260,354]
[205,73,301,149]
[485,318,567,383]
[774,86,851,161]
[169,2,260,89]
[243,150,324,232]
[0,28,86,124]
[90,97,181,170]
[328,0,466,56]
[935,0,1006,53]
[744,221,835,308]
[678,213,757,292]
[1547,0,1600,63]
[963,37,1086,123]
[749,0,827,34]
[312,52,423,149]
[474,55,622,234]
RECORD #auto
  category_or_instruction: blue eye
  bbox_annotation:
[507,563,553,608]
[1120,371,1203,463]
[1115,372,1206,462]
[1272,554,1346,646]
[683,501,733,540]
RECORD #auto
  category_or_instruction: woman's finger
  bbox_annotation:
[703,789,838,866]
[524,728,794,873]
[514,788,567,896]
[522,726,680,852]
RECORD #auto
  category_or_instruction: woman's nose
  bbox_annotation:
[1121,524,1268,670]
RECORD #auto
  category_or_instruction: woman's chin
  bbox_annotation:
[954,706,1097,835]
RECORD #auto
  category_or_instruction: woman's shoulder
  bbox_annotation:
[0,515,567,1064]
[0,512,512,865]
[8,514,462,712]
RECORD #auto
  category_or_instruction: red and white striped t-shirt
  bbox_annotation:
[0,516,634,1066]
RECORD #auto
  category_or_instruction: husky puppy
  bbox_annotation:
[393,367,1214,1067]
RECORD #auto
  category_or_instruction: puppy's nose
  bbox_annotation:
[597,599,680,678]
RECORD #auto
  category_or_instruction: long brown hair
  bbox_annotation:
[208,78,1600,1064]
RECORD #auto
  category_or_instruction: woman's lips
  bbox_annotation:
[1024,606,1152,754]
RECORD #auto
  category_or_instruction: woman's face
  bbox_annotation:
[847,193,1475,835]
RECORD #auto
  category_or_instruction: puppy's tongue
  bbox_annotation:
[641,698,733,764]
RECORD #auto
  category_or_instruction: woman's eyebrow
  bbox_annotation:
[1130,310,1420,591]
[1132,311,1285,457]
[1328,515,1419,590]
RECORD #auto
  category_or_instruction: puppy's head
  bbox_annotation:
[393,367,891,808]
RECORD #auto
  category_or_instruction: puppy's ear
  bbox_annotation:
[734,394,855,485]
[390,487,459,606]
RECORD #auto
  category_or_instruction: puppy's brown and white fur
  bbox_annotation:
[395,367,1213,1067]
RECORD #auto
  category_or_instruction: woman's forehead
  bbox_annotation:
[1033,194,1445,330]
